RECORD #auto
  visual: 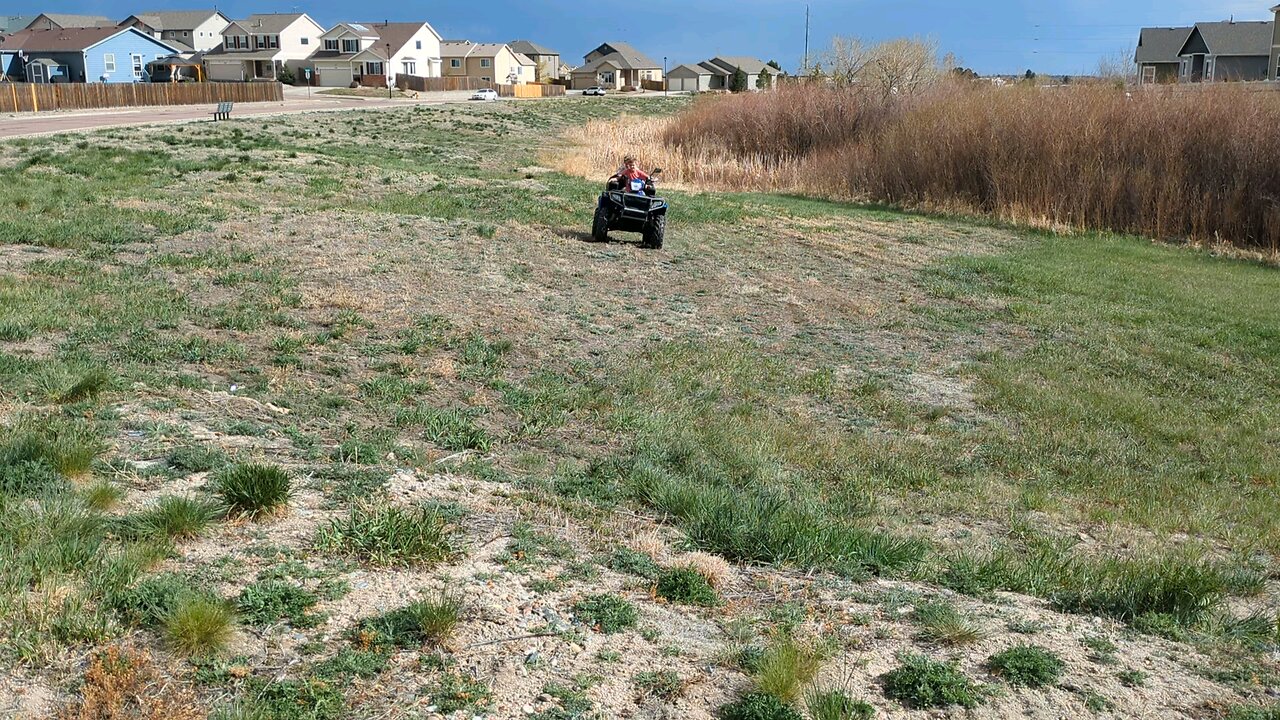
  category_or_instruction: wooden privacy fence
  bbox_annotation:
[641,79,667,92]
[396,75,494,92]
[497,83,566,98]
[1,81,283,113]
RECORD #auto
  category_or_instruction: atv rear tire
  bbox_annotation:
[642,215,665,250]
[591,206,610,243]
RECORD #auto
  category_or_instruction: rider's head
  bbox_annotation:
[623,155,638,171]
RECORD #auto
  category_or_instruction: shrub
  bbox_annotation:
[573,594,637,634]
[718,693,803,720]
[123,496,221,540]
[881,656,983,709]
[805,690,875,720]
[109,573,198,627]
[986,645,1064,688]
[216,464,292,518]
[236,580,321,628]
[316,502,452,566]
[164,595,235,656]
[913,600,985,645]
[354,594,461,649]
[656,566,720,606]
[755,638,822,703]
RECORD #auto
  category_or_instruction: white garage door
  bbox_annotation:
[317,64,352,87]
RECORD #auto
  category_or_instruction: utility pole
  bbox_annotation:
[386,42,392,98]
[663,56,667,96]
[803,4,810,73]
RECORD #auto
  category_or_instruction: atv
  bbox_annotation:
[592,169,667,249]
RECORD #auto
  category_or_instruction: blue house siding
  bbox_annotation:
[83,29,176,83]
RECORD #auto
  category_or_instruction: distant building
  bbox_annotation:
[441,41,534,84]
[668,57,781,92]
[508,40,560,80]
[570,41,663,90]
[119,10,232,54]
[0,26,177,83]
[1135,7,1278,83]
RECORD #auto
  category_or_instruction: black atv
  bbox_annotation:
[592,169,667,249]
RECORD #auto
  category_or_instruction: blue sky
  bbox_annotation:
[36,0,1276,75]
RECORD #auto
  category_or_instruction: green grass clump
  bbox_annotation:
[986,645,1064,688]
[354,594,461,649]
[216,463,292,518]
[396,406,491,451]
[429,670,493,713]
[237,580,321,628]
[656,566,719,606]
[881,656,983,709]
[1117,669,1147,687]
[312,649,388,684]
[108,573,196,627]
[634,670,684,700]
[755,638,822,704]
[805,690,875,720]
[718,693,803,720]
[316,502,452,567]
[164,595,235,656]
[123,495,221,540]
[913,600,985,645]
[609,547,661,579]
[55,370,110,403]
[1227,704,1280,720]
[1050,555,1227,625]
[238,676,345,720]
[573,594,637,634]
[169,444,228,473]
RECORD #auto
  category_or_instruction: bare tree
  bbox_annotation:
[1096,49,1138,86]
[863,37,945,98]
[821,36,874,86]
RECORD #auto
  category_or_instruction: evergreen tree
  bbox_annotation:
[756,69,772,90]
[730,66,749,92]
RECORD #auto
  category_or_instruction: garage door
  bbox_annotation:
[206,61,243,82]
[317,64,352,87]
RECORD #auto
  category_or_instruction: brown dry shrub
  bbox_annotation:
[56,645,203,720]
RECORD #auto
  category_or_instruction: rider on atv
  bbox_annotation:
[607,155,654,196]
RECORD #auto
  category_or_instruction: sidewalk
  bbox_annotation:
[0,89,475,139]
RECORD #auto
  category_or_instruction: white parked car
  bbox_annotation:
[470,88,499,101]
[583,86,607,96]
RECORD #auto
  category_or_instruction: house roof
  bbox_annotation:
[1135,27,1193,64]
[125,10,226,32]
[509,39,557,56]
[26,13,115,30]
[0,15,39,33]
[0,26,178,53]
[585,41,660,68]
[204,49,281,61]
[227,13,314,35]
[668,63,709,76]
[441,41,506,58]
[1187,20,1273,57]
[708,56,776,75]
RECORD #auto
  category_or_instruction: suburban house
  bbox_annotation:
[570,41,663,90]
[1136,12,1277,83]
[119,10,231,54]
[668,56,781,92]
[203,13,323,82]
[309,22,442,87]
[508,39,561,80]
[22,14,116,31]
[0,26,177,83]
[440,41,535,84]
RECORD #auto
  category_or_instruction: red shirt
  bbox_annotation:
[617,167,649,182]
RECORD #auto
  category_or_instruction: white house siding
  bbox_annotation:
[392,25,441,80]
[276,16,323,76]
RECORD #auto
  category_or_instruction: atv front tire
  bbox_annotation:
[642,215,665,250]
[591,206,610,243]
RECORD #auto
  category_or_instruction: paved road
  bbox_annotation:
[0,88,477,139]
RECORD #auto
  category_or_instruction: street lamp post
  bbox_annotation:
[663,56,667,96]
[386,42,392,98]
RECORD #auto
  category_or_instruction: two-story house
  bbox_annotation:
[508,40,561,80]
[570,41,663,90]
[22,14,115,31]
[309,21,442,87]
[1137,8,1278,84]
[440,41,535,84]
[119,10,231,55]
[203,13,323,82]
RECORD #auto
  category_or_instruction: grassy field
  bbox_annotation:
[0,96,1277,719]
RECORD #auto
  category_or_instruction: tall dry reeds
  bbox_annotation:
[560,83,1280,251]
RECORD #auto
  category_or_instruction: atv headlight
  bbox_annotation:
[609,192,623,203]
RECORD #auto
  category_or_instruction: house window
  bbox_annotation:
[301,37,309,45]
[1141,66,1155,85]
[450,58,461,68]
[342,39,359,53]
[366,61,383,75]
[324,39,339,51]
[268,35,279,49]
[103,53,116,73]
[403,61,416,75]
[131,54,144,79]
[480,58,491,68]
[183,31,188,37]
[415,40,421,50]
